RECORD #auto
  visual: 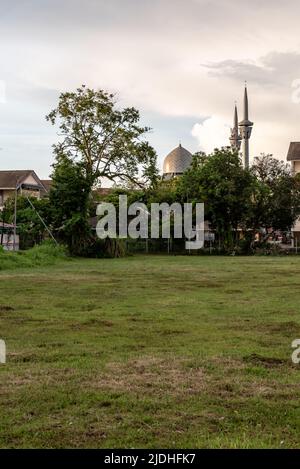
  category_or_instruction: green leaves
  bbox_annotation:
[46,85,159,255]
[46,85,158,188]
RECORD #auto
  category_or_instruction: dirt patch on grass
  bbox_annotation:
[0,305,14,312]
[90,356,206,397]
[82,319,114,327]
[70,319,114,330]
[268,321,300,335]
[228,320,300,337]
[0,305,15,317]
[225,289,243,294]
[158,329,187,336]
[243,353,287,368]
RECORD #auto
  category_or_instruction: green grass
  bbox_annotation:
[1,254,300,448]
[0,242,68,270]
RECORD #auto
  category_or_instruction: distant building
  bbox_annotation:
[0,222,19,251]
[229,85,254,169]
[163,143,193,179]
[287,142,300,174]
[162,85,253,178]
[287,142,300,245]
[40,179,52,196]
[0,170,48,210]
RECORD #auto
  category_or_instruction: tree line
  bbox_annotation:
[1,86,300,255]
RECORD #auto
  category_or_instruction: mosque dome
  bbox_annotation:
[163,144,193,178]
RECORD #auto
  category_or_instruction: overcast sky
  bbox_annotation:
[1,0,300,178]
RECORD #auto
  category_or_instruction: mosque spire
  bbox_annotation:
[239,82,253,169]
[243,83,249,120]
[229,102,241,151]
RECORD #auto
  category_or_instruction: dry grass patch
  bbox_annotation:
[89,356,206,397]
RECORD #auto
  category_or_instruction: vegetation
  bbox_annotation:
[0,242,68,271]
[1,255,300,448]
[49,155,92,255]
[46,85,158,188]
[1,88,299,257]
[177,148,254,249]
[2,196,52,250]
[249,154,300,241]
[47,86,158,255]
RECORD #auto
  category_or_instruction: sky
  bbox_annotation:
[1,0,300,178]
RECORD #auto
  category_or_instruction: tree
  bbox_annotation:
[248,154,300,242]
[46,85,158,188]
[177,148,254,249]
[49,153,93,255]
[47,86,158,255]
[3,196,52,249]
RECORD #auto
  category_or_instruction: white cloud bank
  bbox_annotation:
[192,117,231,154]
[1,0,300,174]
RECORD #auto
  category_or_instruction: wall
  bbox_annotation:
[293,161,300,174]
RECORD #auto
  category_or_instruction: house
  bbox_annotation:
[0,170,48,210]
[287,142,300,246]
[40,179,52,197]
[0,222,19,251]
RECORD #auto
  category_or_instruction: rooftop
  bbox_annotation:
[287,142,300,161]
[163,144,193,176]
[0,170,45,190]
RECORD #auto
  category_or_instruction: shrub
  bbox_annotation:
[0,241,69,271]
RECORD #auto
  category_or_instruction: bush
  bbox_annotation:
[81,238,127,258]
[0,241,69,271]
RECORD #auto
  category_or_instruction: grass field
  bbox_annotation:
[1,254,300,448]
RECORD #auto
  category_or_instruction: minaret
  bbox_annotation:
[239,84,253,169]
[229,103,241,151]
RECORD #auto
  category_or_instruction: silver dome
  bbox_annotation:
[163,144,193,178]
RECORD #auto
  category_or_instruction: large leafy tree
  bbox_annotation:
[248,154,300,240]
[49,154,92,255]
[46,85,158,187]
[47,86,158,254]
[177,148,254,248]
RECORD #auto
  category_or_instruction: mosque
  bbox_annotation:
[162,83,300,245]
[162,84,253,178]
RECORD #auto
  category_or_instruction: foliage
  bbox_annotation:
[47,86,158,255]
[49,153,93,255]
[46,85,158,188]
[248,154,300,239]
[2,196,52,249]
[177,148,254,249]
[97,150,300,254]
[0,241,68,270]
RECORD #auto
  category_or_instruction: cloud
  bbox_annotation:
[1,0,300,176]
[203,52,300,87]
[192,117,231,154]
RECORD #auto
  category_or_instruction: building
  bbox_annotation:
[238,85,254,169]
[163,143,193,179]
[230,84,254,169]
[287,142,300,245]
[40,179,52,196]
[162,84,253,179]
[0,222,19,251]
[0,170,48,210]
[287,142,300,175]
[229,104,242,152]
